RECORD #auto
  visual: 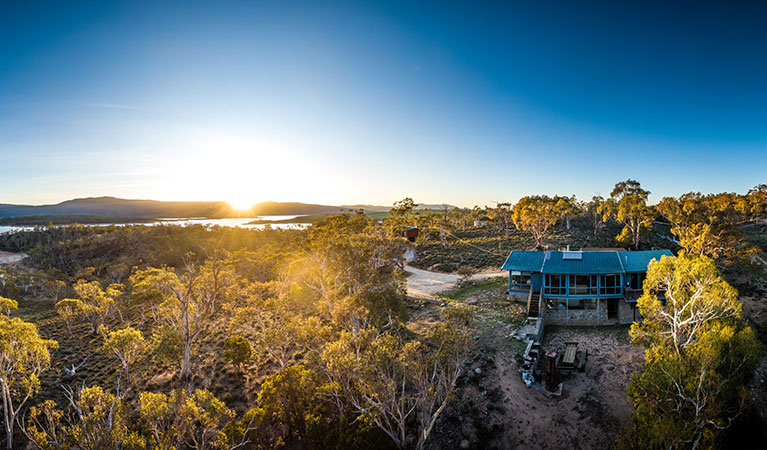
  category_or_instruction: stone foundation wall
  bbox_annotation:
[543,298,641,325]
[618,300,641,324]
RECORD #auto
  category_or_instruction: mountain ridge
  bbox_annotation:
[0,197,458,219]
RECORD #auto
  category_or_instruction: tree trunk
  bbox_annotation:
[181,340,192,382]
[2,380,12,450]
[122,361,132,383]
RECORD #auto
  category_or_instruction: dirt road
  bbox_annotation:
[404,264,506,298]
[0,251,25,265]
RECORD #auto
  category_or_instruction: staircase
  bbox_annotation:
[527,289,541,318]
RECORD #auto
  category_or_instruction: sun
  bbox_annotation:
[228,198,255,212]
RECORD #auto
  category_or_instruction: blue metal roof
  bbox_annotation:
[501,249,674,274]
[618,250,674,272]
[501,251,545,271]
[541,251,624,274]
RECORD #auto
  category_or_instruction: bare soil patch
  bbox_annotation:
[419,278,643,450]
[0,250,25,264]
[404,264,505,298]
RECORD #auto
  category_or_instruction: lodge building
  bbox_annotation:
[502,249,673,325]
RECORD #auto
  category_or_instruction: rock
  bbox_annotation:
[460,439,470,449]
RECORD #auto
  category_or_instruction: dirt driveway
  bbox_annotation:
[405,264,506,298]
[0,251,25,265]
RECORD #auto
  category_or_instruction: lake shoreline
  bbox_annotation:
[0,216,312,235]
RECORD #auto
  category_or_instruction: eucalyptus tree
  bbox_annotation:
[25,385,145,450]
[139,388,235,450]
[101,326,147,382]
[130,253,237,382]
[627,255,760,448]
[321,306,473,450]
[602,179,654,249]
[388,198,418,237]
[657,192,755,262]
[554,195,580,230]
[0,300,58,449]
[586,196,606,239]
[491,202,513,238]
[512,195,559,249]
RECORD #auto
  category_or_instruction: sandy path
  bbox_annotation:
[404,264,506,298]
[0,251,25,265]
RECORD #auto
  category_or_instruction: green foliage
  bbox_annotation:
[66,278,122,332]
[0,314,58,449]
[301,212,408,329]
[456,266,477,285]
[101,326,146,381]
[615,225,632,246]
[603,179,654,249]
[151,325,184,366]
[656,191,759,272]
[54,297,88,335]
[553,195,581,230]
[626,255,761,448]
[512,195,559,249]
[387,198,418,236]
[223,335,252,369]
[321,322,472,450]
[0,296,18,316]
[0,217,645,448]
[441,305,474,327]
[230,365,334,449]
[26,385,145,450]
[130,255,238,382]
[139,388,234,450]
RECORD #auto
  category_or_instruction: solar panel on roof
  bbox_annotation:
[562,251,582,260]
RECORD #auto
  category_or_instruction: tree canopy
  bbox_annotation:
[626,255,761,448]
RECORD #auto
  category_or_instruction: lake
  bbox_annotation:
[0,216,310,235]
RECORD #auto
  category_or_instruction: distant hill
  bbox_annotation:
[0,197,232,219]
[0,215,155,226]
[0,197,456,220]
[250,201,344,216]
[0,197,460,220]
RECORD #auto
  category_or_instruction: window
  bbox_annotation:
[544,274,566,296]
[629,273,645,290]
[568,274,598,295]
[511,271,531,288]
[600,274,621,295]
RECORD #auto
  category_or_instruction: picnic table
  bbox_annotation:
[562,342,578,366]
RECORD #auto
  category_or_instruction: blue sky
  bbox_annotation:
[1,1,766,207]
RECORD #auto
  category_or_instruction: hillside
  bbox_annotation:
[0,197,232,219]
[0,197,415,220]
